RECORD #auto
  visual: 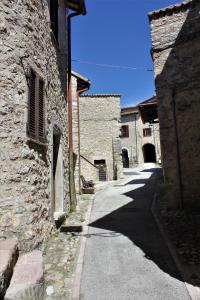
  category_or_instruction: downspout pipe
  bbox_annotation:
[152,122,156,160]
[67,11,83,211]
[171,88,183,210]
[134,113,138,164]
[67,11,81,88]
[77,86,90,194]
[67,11,81,156]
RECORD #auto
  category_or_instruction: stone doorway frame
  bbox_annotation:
[50,124,64,220]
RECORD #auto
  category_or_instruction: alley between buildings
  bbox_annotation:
[1,1,200,299]
[79,164,190,300]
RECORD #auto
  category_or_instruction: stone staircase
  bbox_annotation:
[0,239,44,300]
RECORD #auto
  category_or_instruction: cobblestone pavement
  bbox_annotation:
[43,194,93,300]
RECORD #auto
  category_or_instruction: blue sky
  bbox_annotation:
[72,0,180,107]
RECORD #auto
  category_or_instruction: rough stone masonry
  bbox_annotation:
[149,0,200,209]
[0,0,69,251]
[80,94,123,182]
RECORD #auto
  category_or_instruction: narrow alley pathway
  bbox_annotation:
[79,164,191,300]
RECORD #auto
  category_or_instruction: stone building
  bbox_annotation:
[149,0,200,209]
[0,0,86,251]
[79,95,123,182]
[121,97,161,168]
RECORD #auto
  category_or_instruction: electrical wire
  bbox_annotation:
[72,59,153,72]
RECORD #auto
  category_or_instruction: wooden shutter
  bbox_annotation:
[125,125,129,137]
[143,128,151,137]
[38,79,45,142]
[28,69,45,143]
[121,125,129,138]
[28,70,36,139]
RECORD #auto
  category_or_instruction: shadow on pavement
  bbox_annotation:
[88,166,185,283]
[141,168,161,173]
[125,178,149,185]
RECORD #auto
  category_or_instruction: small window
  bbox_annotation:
[121,125,129,138]
[143,128,152,137]
[94,160,106,165]
[50,0,59,43]
[27,69,45,143]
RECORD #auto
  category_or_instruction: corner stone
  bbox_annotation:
[0,239,19,299]
[4,250,44,300]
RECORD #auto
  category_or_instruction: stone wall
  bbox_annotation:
[71,75,80,193]
[0,0,69,251]
[149,1,200,208]
[121,109,161,166]
[80,95,123,182]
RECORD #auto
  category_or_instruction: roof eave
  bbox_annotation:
[65,0,86,15]
[71,70,90,84]
[80,94,121,98]
[148,0,193,21]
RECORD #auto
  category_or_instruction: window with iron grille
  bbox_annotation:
[50,0,59,43]
[27,69,45,143]
[121,125,129,138]
[143,128,152,137]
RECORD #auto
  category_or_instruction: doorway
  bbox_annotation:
[142,143,156,163]
[122,148,129,168]
[52,128,64,213]
[94,159,107,181]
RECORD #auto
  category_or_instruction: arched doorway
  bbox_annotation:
[122,148,129,168]
[143,143,156,163]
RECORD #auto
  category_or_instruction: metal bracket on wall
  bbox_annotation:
[19,55,30,87]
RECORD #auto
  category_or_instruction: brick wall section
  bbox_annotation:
[121,110,161,166]
[0,0,69,251]
[149,1,200,208]
[80,95,123,182]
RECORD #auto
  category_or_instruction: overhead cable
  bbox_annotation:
[72,59,153,72]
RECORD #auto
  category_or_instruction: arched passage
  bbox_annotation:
[122,148,129,168]
[143,143,156,163]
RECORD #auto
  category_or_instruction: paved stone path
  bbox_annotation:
[80,164,191,300]
[43,194,93,300]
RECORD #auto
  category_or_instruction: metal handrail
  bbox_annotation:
[80,154,99,169]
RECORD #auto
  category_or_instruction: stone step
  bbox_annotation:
[0,239,19,299]
[54,211,67,228]
[4,250,44,300]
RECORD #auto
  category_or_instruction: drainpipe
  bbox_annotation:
[171,88,183,210]
[67,11,83,212]
[152,122,156,160]
[134,113,138,163]
[77,87,90,194]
